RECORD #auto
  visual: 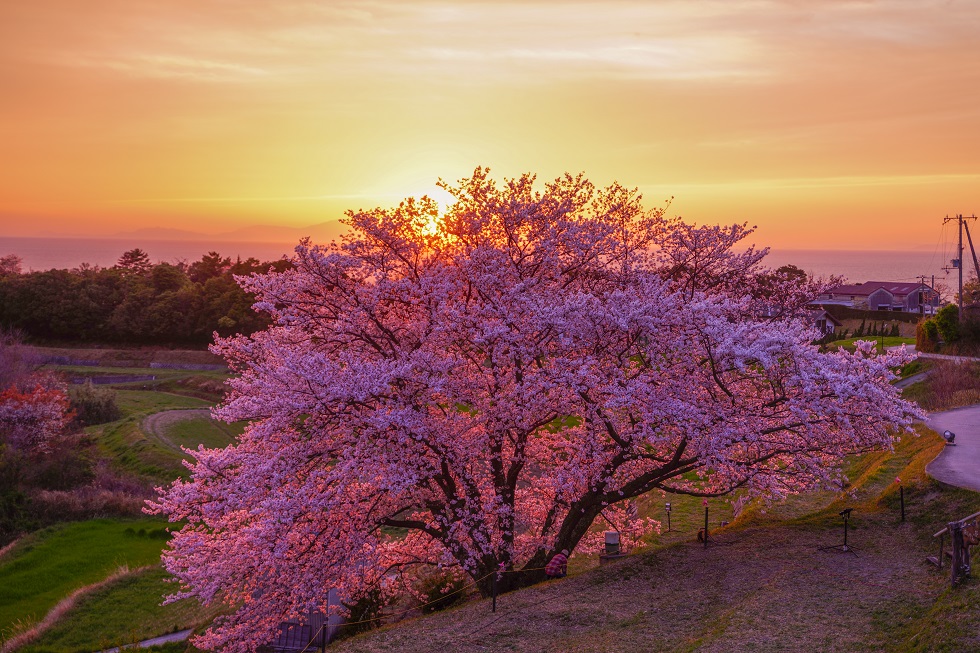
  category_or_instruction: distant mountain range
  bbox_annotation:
[113,220,347,243]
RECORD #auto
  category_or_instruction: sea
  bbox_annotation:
[0,236,959,285]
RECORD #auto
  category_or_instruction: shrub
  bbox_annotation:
[920,360,980,411]
[334,588,387,640]
[935,304,960,343]
[30,487,145,522]
[416,570,469,614]
[917,318,939,353]
[69,381,122,426]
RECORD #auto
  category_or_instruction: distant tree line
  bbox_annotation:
[0,249,292,345]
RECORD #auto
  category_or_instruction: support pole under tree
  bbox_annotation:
[491,571,497,613]
[900,485,905,522]
[703,501,709,549]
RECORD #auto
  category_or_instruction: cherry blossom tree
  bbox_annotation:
[151,168,920,651]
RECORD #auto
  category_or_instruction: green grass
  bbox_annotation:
[165,417,241,451]
[829,336,916,352]
[90,390,222,481]
[18,567,225,653]
[114,390,212,417]
[0,519,170,638]
[53,365,191,379]
[95,419,190,481]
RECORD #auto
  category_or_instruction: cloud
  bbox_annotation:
[62,54,269,82]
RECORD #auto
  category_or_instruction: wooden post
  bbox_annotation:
[491,571,497,613]
[950,522,963,587]
[963,526,973,579]
[900,485,905,522]
[703,505,709,549]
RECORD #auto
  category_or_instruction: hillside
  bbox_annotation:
[328,427,980,653]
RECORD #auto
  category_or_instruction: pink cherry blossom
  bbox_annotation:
[149,168,921,652]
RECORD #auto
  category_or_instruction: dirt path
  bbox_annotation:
[141,409,213,454]
[926,404,980,493]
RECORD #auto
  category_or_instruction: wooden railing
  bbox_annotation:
[928,510,980,587]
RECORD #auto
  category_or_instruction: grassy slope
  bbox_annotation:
[329,427,980,653]
[17,567,225,653]
[93,390,214,482]
[0,519,170,638]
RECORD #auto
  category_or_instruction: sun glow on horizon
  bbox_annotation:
[1,1,979,250]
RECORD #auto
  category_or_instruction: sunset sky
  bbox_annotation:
[2,0,979,249]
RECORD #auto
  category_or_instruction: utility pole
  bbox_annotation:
[917,275,929,315]
[943,214,979,318]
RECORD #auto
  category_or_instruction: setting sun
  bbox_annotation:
[1,1,978,253]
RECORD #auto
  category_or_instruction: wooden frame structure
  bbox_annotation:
[928,510,980,587]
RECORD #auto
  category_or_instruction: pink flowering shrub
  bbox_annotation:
[150,168,921,652]
[0,382,71,452]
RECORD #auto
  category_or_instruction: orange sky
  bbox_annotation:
[2,0,979,249]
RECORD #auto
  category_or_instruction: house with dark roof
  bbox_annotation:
[815,281,939,313]
[810,308,843,334]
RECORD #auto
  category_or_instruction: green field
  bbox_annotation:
[165,417,242,451]
[113,389,212,416]
[92,390,233,482]
[0,519,171,639]
[829,336,916,352]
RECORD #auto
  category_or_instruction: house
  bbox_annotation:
[810,308,842,335]
[758,305,842,335]
[815,281,939,313]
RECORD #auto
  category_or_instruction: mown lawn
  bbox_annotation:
[829,336,916,352]
[0,519,171,638]
[164,416,241,451]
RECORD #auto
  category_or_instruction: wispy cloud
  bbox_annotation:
[640,173,980,194]
[63,54,269,82]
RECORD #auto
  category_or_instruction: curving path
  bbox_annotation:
[141,409,212,454]
[926,404,980,493]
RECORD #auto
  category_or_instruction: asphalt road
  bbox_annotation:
[926,404,980,493]
[99,629,193,653]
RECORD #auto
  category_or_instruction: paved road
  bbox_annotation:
[99,629,192,653]
[926,404,980,493]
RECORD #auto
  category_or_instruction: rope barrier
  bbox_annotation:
[296,623,325,653]
[287,562,559,649]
